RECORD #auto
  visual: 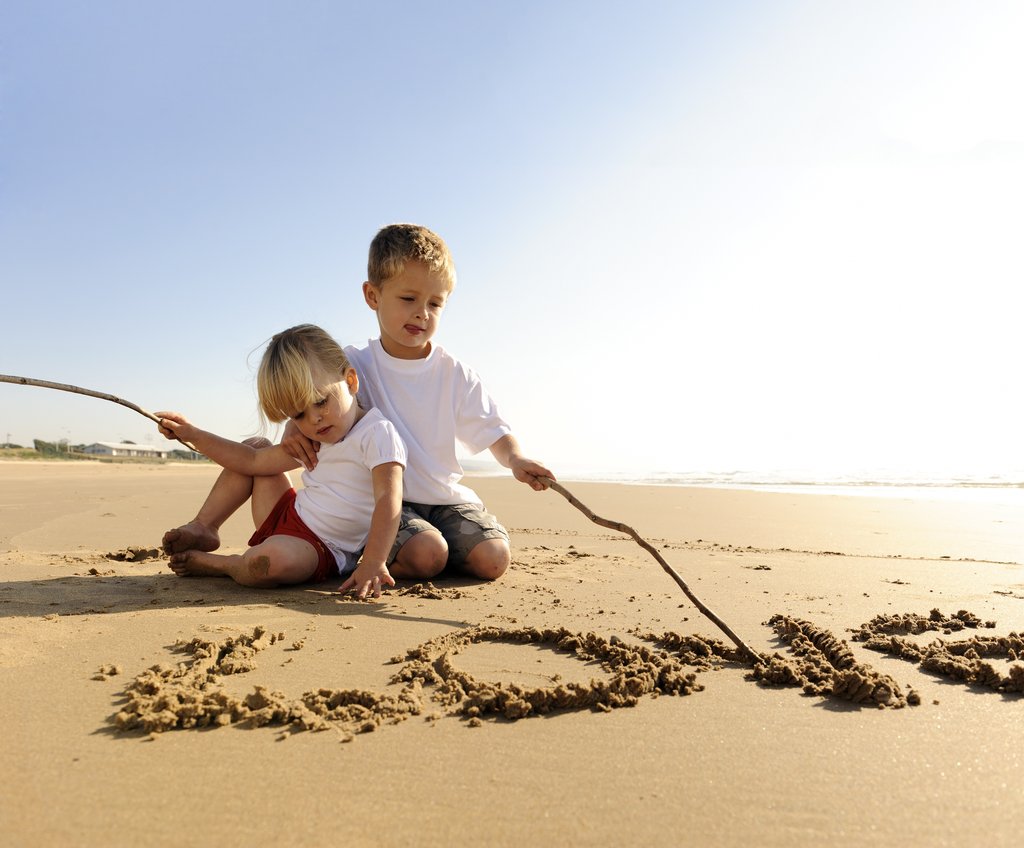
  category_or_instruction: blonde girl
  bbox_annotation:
[156,324,405,598]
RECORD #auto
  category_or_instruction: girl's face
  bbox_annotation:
[290,367,362,445]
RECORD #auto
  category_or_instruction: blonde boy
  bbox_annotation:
[284,224,553,581]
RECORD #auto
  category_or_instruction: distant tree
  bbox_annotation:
[170,449,207,461]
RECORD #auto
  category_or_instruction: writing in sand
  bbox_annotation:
[107,598,1022,741]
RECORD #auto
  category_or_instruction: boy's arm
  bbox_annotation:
[488,433,554,491]
[339,462,402,599]
[156,412,300,475]
[280,418,321,472]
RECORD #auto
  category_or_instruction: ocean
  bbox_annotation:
[461,461,1024,506]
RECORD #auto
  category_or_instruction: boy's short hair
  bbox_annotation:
[367,223,456,290]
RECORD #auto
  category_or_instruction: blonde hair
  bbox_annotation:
[367,223,456,290]
[257,324,352,423]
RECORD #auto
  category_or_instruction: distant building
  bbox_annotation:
[82,442,171,458]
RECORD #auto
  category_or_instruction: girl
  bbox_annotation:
[156,324,405,599]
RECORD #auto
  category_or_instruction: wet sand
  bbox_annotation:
[1,460,1021,846]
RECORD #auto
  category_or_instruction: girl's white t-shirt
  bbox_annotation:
[345,340,510,506]
[294,407,406,568]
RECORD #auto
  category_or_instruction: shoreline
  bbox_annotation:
[4,454,1022,506]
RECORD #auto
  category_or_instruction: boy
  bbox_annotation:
[283,223,554,581]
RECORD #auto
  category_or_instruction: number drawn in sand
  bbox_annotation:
[107,607,1021,742]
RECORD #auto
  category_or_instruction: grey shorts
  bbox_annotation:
[388,501,509,567]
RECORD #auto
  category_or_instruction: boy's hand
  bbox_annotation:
[280,419,320,471]
[339,560,396,600]
[510,456,555,491]
[489,435,555,491]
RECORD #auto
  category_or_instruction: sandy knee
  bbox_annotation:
[245,553,273,582]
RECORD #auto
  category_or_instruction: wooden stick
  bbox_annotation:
[0,374,200,454]
[540,476,763,664]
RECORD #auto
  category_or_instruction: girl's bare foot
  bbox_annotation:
[167,550,230,578]
[162,521,220,556]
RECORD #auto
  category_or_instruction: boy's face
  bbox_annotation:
[363,260,451,360]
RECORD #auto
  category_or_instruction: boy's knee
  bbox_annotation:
[394,533,447,579]
[463,539,511,581]
[397,556,446,580]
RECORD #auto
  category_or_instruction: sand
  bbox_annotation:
[1,460,1022,847]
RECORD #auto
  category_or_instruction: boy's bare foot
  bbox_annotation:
[162,521,220,556]
[167,550,230,578]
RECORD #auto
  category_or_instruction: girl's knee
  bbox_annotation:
[242,550,277,586]
[243,539,315,587]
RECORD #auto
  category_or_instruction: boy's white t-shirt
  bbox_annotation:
[345,340,511,506]
[294,407,406,570]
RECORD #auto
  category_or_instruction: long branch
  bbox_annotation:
[0,374,199,453]
[540,477,762,664]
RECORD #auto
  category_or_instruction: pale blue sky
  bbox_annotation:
[2,1,1022,477]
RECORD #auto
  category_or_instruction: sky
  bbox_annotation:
[2,1,1022,479]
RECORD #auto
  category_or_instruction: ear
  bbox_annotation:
[362,281,380,310]
[345,367,359,395]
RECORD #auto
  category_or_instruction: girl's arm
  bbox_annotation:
[156,411,300,475]
[339,461,403,599]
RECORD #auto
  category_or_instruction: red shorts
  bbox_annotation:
[248,488,337,584]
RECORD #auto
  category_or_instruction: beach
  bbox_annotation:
[1,460,1022,847]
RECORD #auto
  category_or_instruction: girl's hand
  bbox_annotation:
[280,418,320,472]
[339,561,396,600]
[154,411,193,442]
